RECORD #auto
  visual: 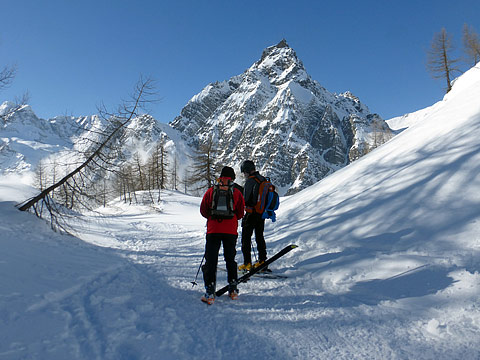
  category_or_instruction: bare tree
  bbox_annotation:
[17,77,157,227]
[179,170,192,194]
[0,50,21,124]
[0,63,16,92]
[34,159,47,191]
[188,136,218,193]
[148,138,169,201]
[463,24,480,66]
[426,28,461,93]
[132,152,146,191]
[171,153,179,191]
[115,163,134,204]
[119,163,137,204]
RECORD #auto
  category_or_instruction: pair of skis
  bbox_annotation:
[215,244,297,297]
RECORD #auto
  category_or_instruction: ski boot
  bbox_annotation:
[238,263,252,272]
[201,293,215,305]
[254,260,269,272]
[228,282,239,300]
[201,283,216,305]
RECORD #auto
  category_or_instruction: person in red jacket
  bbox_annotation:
[199,166,245,304]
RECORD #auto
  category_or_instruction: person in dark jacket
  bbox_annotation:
[239,160,268,271]
[199,166,245,304]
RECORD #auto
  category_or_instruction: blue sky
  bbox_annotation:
[1,0,479,122]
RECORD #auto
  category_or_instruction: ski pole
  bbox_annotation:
[252,236,258,263]
[191,254,205,287]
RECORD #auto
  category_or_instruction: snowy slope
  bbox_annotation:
[270,63,480,292]
[385,69,479,132]
[1,64,480,359]
[386,100,443,132]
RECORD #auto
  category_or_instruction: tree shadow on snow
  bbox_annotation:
[292,228,457,306]
[270,123,480,307]
[344,264,456,306]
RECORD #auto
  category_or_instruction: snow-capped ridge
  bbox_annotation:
[254,39,307,86]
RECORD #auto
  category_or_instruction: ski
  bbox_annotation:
[215,244,298,297]
[244,269,289,280]
[218,266,288,279]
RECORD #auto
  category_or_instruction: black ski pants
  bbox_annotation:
[202,233,238,294]
[241,213,266,265]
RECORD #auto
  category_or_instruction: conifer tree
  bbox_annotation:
[189,136,218,193]
[426,28,461,93]
[463,24,480,66]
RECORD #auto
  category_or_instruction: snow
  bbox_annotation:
[1,64,480,358]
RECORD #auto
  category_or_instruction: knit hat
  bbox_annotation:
[220,166,236,180]
[240,160,255,174]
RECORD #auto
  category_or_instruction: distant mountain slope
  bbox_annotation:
[0,102,187,176]
[0,102,100,173]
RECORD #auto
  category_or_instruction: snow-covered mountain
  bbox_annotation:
[0,101,115,173]
[0,101,187,185]
[171,40,393,194]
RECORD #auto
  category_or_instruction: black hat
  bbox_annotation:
[240,160,255,174]
[220,166,236,180]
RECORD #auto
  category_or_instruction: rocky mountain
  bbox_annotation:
[171,39,393,195]
[0,102,96,173]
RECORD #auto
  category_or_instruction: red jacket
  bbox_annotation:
[200,177,245,235]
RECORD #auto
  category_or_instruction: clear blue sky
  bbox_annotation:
[1,0,479,122]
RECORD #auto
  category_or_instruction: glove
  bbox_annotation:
[242,213,250,227]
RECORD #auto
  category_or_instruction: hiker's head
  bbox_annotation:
[240,160,255,175]
[220,166,236,180]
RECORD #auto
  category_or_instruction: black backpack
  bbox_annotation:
[210,178,235,219]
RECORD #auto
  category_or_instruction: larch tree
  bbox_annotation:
[426,28,461,93]
[188,136,218,194]
[462,24,480,66]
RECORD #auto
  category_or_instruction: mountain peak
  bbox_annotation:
[275,39,289,48]
[258,39,297,64]
[255,40,305,84]
[170,41,393,195]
